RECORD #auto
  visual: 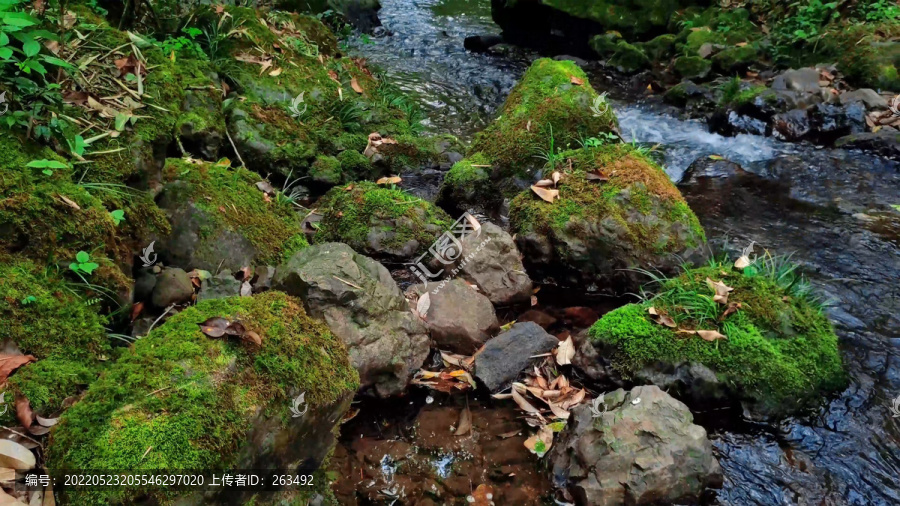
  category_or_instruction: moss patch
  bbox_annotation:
[674,55,712,80]
[589,264,846,415]
[313,181,451,257]
[468,58,618,182]
[48,292,358,505]
[162,158,308,264]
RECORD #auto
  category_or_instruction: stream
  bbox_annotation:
[346,0,900,504]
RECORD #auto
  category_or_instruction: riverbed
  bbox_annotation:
[345,0,900,503]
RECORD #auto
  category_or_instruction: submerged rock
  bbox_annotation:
[273,242,429,397]
[509,144,706,292]
[313,181,451,260]
[550,385,722,505]
[835,129,900,160]
[48,293,358,505]
[588,263,846,418]
[406,279,499,354]
[474,322,558,392]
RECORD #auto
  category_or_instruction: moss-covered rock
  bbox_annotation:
[48,292,358,505]
[638,33,677,62]
[468,58,618,187]
[155,158,308,271]
[508,144,705,291]
[309,154,344,187]
[712,44,759,74]
[588,263,846,418]
[607,40,651,73]
[435,153,504,214]
[0,256,111,418]
[0,135,133,292]
[674,55,712,80]
[313,182,451,259]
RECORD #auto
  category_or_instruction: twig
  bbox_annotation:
[145,386,172,397]
[0,426,43,449]
[146,304,175,336]
[333,276,362,289]
[140,446,153,460]
[225,129,247,168]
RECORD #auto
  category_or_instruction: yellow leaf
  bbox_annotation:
[530,185,559,203]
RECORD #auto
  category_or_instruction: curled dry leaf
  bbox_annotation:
[555,336,575,366]
[268,67,283,77]
[376,176,402,185]
[15,397,34,431]
[552,171,561,185]
[440,351,474,370]
[0,355,36,383]
[533,179,555,188]
[530,185,559,203]
[0,440,35,470]
[35,415,58,428]
[570,75,584,85]
[57,195,80,210]
[585,169,609,182]
[734,256,751,269]
[647,307,676,328]
[416,292,431,319]
[224,321,246,336]
[242,331,262,346]
[350,77,364,94]
[255,181,276,193]
[697,329,727,341]
[455,405,472,436]
[719,302,742,321]
[706,277,734,304]
[198,317,229,338]
[511,388,543,419]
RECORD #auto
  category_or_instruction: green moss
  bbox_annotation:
[468,58,618,182]
[48,292,358,505]
[437,152,502,211]
[541,0,693,38]
[0,256,110,416]
[638,34,677,61]
[674,56,712,80]
[608,41,651,73]
[509,144,705,256]
[712,45,759,73]
[683,29,725,55]
[313,181,451,256]
[337,148,373,180]
[663,82,690,106]
[589,265,846,415]
[162,159,306,264]
[310,155,343,186]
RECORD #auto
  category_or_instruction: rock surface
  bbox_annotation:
[474,322,558,392]
[151,268,194,307]
[274,242,430,397]
[406,279,498,354]
[198,271,241,302]
[550,385,722,505]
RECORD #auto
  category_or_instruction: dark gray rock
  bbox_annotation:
[773,108,811,141]
[550,385,722,506]
[808,102,866,143]
[252,265,277,293]
[133,271,157,303]
[198,271,241,302]
[406,279,498,354]
[474,322,558,392]
[151,268,194,307]
[679,157,748,185]
[835,128,900,160]
[273,243,429,397]
[772,68,821,94]
[464,34,503,52]
[444,222,532,306]
[839,88,889,110]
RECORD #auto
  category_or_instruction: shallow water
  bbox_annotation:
[349,0,900,503]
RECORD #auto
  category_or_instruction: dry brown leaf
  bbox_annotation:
[57,195,80,210]
[268,67,283,77]
[198,317,229,338]
[585,169,609,182]
[243,330,262,346]
[376,176,402,185]
[734,255,751,269]
[533,179,555,187]
[455,405,472,436]
[555,336,575,366]
[440,351,474,370]
[560,388,586,410]
[697,329,727,341]
[497,430,521,439]
[523,425,553,457]
[706,277,734,304]
[720,302,742,321]
[416,291,431,319]
[552,171,561,184]
[530,185,559,203]
[647,307,676,328]
[547,401,571,419]
[0,355,36,383]
[327,70,339,82]
[350,77,364,94]
[14,397,33,433]
[570,75,584,85]
[511,388,543,418]
[0,440,35,471]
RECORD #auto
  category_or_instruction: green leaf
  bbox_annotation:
[26,159,68,169]
[41,169,52,176]
[76,251,90,263]
[109,209,125,225]
[0,47,12,59]
[114,113,129,131]
[124,73,136,82]
[40,55,74,68]
[79,262,99,274]
[68,262,79,272]
[0,32,8,46]
[2,12,39,27]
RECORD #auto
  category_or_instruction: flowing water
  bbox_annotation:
[348,0,900,503]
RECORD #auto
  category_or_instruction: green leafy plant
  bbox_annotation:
[69,251,99,276]
[26,158,68,176]
[109,209,125,225]
[156,28,208,60]
[20,295,36,305]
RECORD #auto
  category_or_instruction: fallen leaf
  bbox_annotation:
[498,429,521,439]
[440,351,474,370]
[647,307,676,328]
[198,317,229,338]
[350,77,363,94]
[547,401,571,419]
[706,277,734,304]
[585,169,609,182]
[555,336,575,366]
[511,388,543,419]
[708,154,724,160]
[455,405,472,436]
[533,179,555,187]
[0,440,35,470]
[14,397,33,432]
[376,176,402,185]
[523,425,553,457]
[0,355,36,383]
[720,302,742,320]
[570,76,584,85]
[242,330,262,346]
[35,415,57,428]
[268,67,283,77]
[530,185,559,203]
[697,329,727,341]
[416,292,431,319]
[471,484,494,506]
[57,195,80,210]
[327,70,339,83]
[224,321,246,336]
[734,255,751,269]
[735,41,748,47]
[552,171,561,185]
[256,180,275,193]
[130,302,144,322]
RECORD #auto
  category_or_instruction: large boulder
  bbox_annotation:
[588,262,846,418]
[313,182,451,260]
[444,222,533,306]
[406,279,499,354]
[509,144,706,292]
[550,385,722,505]
[155,159,309,272]
[48,293,358,505]
[474,322,558,392]
[466,59,618,194]
[273,242,430,397]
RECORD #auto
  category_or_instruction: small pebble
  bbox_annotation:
[632,397,641,405]
[426,395,434,404]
